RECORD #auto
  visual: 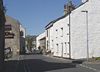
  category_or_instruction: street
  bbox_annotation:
[4,55,100,72]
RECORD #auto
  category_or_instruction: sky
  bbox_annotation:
[3,0,81,35]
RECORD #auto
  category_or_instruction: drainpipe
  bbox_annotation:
[68,0,71,59]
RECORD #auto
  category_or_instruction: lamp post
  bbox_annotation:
[81,10,89,61]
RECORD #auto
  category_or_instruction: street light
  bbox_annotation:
[81,10,89,61]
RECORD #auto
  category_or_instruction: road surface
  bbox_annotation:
[4,55,100,72]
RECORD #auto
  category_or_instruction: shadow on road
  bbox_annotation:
[4,59,76,72]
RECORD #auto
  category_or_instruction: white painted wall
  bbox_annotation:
[49,26,54,52]
[45,23,54,52]
[36,32,46,49]
[88,0,100,58]
[71,0,100,59]
[48,16,70,58]
[45,0,100,59]
[70,2,88,59]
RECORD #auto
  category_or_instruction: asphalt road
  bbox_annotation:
[4,55,100,72]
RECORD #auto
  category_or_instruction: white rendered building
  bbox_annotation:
[45,0,100,59]
[36,32,46,50]
[20,24,26,38]
[20,24,26,54]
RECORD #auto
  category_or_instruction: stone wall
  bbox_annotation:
[5,16,20,57]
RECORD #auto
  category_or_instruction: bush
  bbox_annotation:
[96,57,100,60]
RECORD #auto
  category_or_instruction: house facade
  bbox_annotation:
[20,24,26,54]
[45,0,100,59]
[5,16,20,57]
[45,16,70,57]
[36,32,46,54]
[70,0,100,59]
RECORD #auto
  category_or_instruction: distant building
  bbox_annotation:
[36,32,46,54]
[32,35,37,50]
[25,35,37,52]
[45,0,100,59]
[20,24,26,54]
[5,16,20,57]
[0,0,6,71]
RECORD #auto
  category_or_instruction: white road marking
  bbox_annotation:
[23,63,27,72]
[79,64,100,72]
[21,55,31,72]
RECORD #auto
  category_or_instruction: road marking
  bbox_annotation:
[27,64,32,72]
[79,64,100,72]
[23,63,27,72]
[21,55,31,72]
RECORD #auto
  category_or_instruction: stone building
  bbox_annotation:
[5,16,20,57]
[0,0,6,71]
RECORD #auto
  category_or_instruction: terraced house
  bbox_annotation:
[45,0,100,59]
[36,32,46,54]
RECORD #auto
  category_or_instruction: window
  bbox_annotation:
[56,44,59,53]
[64,42,67,54]
[61,27,63,37]
[47,30,48,37]
[67,33,69,35]
[47,41,48,49]
[5,32,15,38]
[56,29,58,38]
[67,24,69,26]
[20,31,24,36]
[52,40,54,49]
[68,42,70,44]
[5,24,12,31]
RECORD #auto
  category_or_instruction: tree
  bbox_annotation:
[25,35,37,52]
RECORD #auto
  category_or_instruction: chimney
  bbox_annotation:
[64,1,75,15]
[64,4,67,15]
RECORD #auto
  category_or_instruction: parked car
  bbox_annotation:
[4,47,12,58]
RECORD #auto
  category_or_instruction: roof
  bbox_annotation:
[45,1,88,30]
[45,14,68,30]
[5,15,20,25]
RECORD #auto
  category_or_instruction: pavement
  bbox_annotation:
[81,61,100,72]
[45,55,100,72]
[4,54,100,72]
